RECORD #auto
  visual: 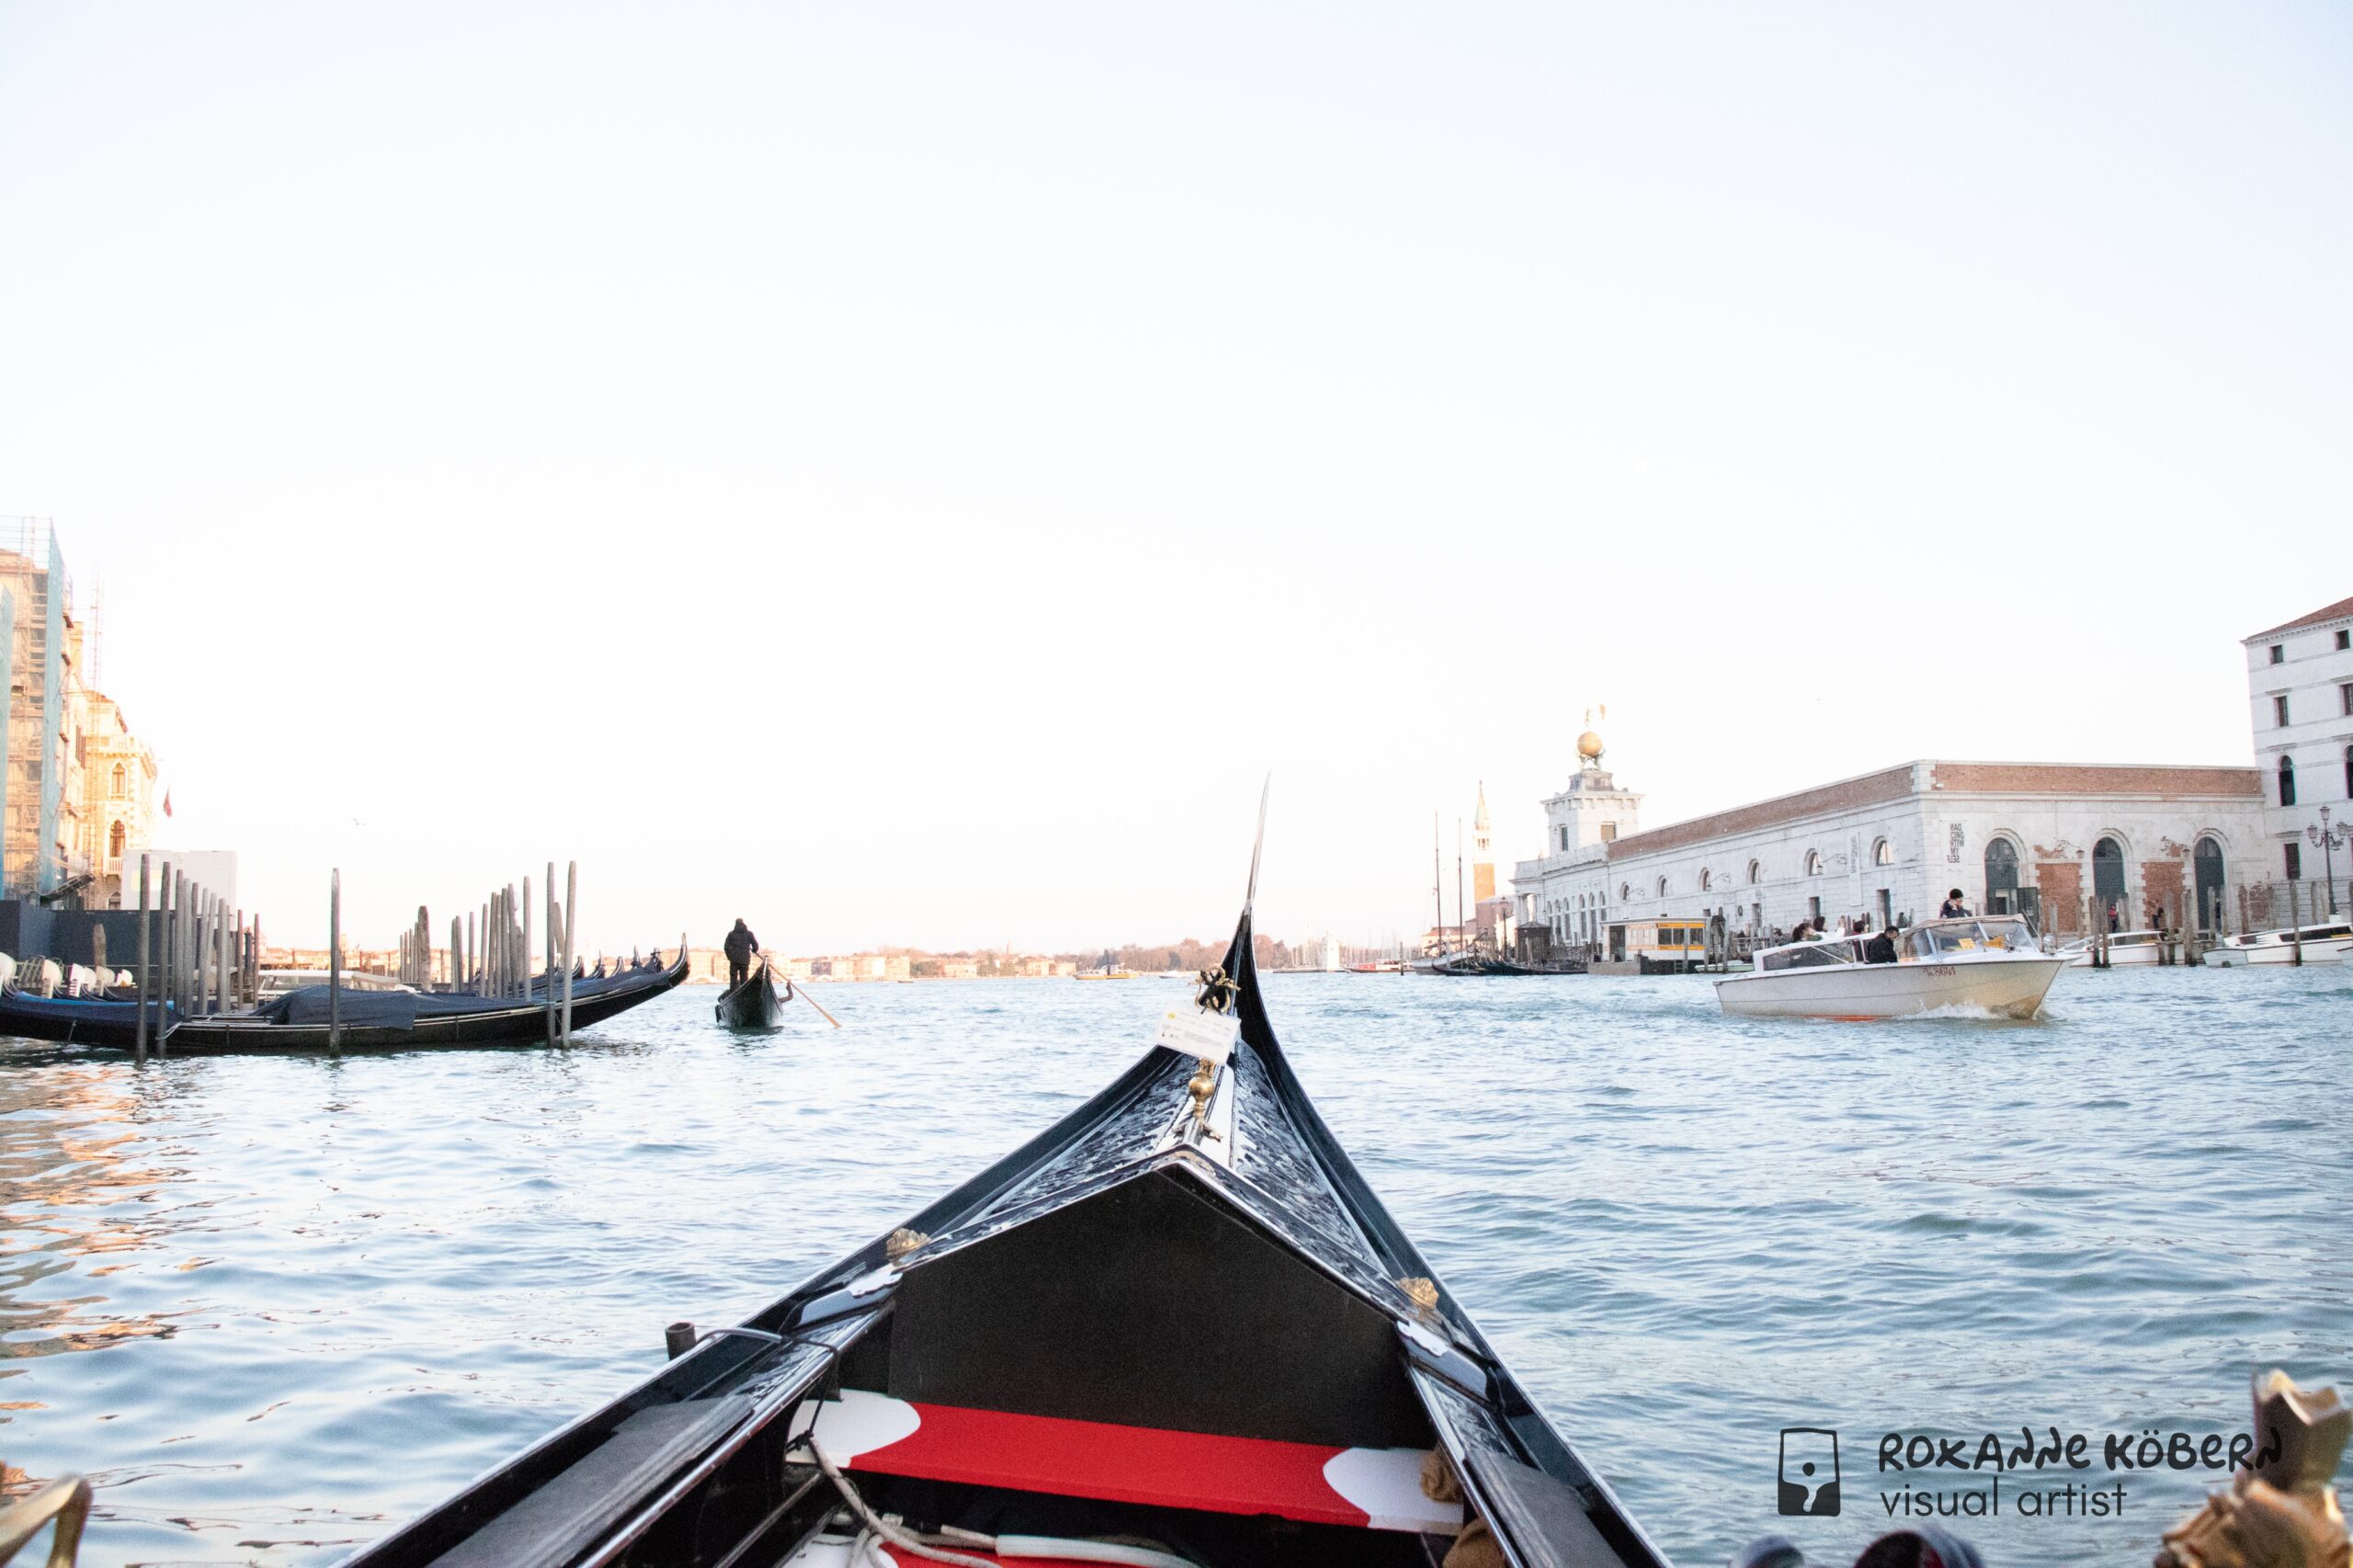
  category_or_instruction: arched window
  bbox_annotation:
[1698,868,1712,892]
[108,820,126,858]
[2279,755,2296,806]
[1619,882,1631,903]
[2093,835,2126,908]
[1747,859,1762,884]
[2193,836,2225,928]
[109,763,126,795]
[1655,875,1669,898]
[1984,837,2019,914]
[1804,850,1823,877]
[1872,837,1894,867]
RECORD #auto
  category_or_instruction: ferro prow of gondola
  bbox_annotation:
[344,903,1671,1568]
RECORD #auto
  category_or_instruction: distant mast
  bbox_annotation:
[1455,818,1465,957]
[1432,812,1442,956]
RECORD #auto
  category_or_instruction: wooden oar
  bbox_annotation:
[765,954,840,1028]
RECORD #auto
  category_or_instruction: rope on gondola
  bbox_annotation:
[805,1437,1000,1567]
[806,1436,1198,1568]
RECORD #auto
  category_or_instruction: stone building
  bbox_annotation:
[1512,724,2268,958]
[0,520,166,906]
[2243,594,2353,914]
[78,687,160,908]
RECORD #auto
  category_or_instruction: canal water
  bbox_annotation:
[2,964,2348,1567]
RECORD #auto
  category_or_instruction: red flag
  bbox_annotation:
[162,789,173,818]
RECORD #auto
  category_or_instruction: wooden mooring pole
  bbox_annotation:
[560,860,577,1046]
[544,863,557,1045]
[156,863,174,1057]
[134,854,151,1064]
[328,869,343,1056]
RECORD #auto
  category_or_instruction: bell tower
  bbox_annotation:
[1472,783,1497,903]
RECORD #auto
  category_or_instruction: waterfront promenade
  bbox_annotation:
[2,966,2346,1567]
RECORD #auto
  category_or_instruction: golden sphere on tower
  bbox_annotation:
[1576,729,1605,761]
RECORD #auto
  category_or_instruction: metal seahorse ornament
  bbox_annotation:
[1194,965,1238,1017]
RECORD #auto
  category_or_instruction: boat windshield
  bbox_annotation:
[1907,918,2038,957]
[1760,940,1857,971]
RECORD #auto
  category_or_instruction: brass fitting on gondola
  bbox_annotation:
[1187,1057,1219,1130]
[1400,1276,1441,1318]
[885,1227,931,1262]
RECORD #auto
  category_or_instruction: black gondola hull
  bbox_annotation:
[0,952,689,1053]
[341,911,1671,1568]
[713,969,782,1029]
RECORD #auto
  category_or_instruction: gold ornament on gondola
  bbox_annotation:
[885,1227,932,1262]
[1187,1057,1219,1132]
[1195,966,1238,1017]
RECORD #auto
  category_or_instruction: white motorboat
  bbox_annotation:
[1715,915,2066,1019]
[2061,929,2167,966]
[2200,921,2353,967]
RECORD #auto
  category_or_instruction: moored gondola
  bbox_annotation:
[716,960,785,1030]
[0,949,689,1053]
[343,881,1671,1568]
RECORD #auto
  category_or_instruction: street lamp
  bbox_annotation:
[2309,806,2348,917]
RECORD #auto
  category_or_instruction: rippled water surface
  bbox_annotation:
[3,964,2349,1567]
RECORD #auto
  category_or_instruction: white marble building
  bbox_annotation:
[1513,727,2267,956]
[2243,594,2353,905]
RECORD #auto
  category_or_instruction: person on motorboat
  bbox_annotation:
[1939,888,1970,918]
[722,919,759,987]
[1790,918,1816,942]
[1860,926,1899,964]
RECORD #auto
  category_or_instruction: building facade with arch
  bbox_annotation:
[2243,593,2353,915]
[1512,751,2267,957]
[78,687,160,909]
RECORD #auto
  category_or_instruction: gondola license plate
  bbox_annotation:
[1154,1006,1235,1066]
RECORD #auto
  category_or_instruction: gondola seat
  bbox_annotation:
[799,1390,1461,1534]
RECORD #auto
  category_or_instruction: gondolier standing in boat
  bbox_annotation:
[722,918,759,987]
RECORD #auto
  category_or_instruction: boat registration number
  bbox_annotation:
[1924,964,1957,976]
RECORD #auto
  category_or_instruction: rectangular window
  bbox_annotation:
[2338,629,2350,650]
[2285,843,2302,881]
[2341,684,2352,718]
[2276,694,2291,726]
[2269,644,2285,664]
[1599,823,1617,843]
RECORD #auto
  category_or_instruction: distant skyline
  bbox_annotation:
[3,3,2346,949]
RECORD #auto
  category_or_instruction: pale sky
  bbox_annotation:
[1,3,2346,953]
